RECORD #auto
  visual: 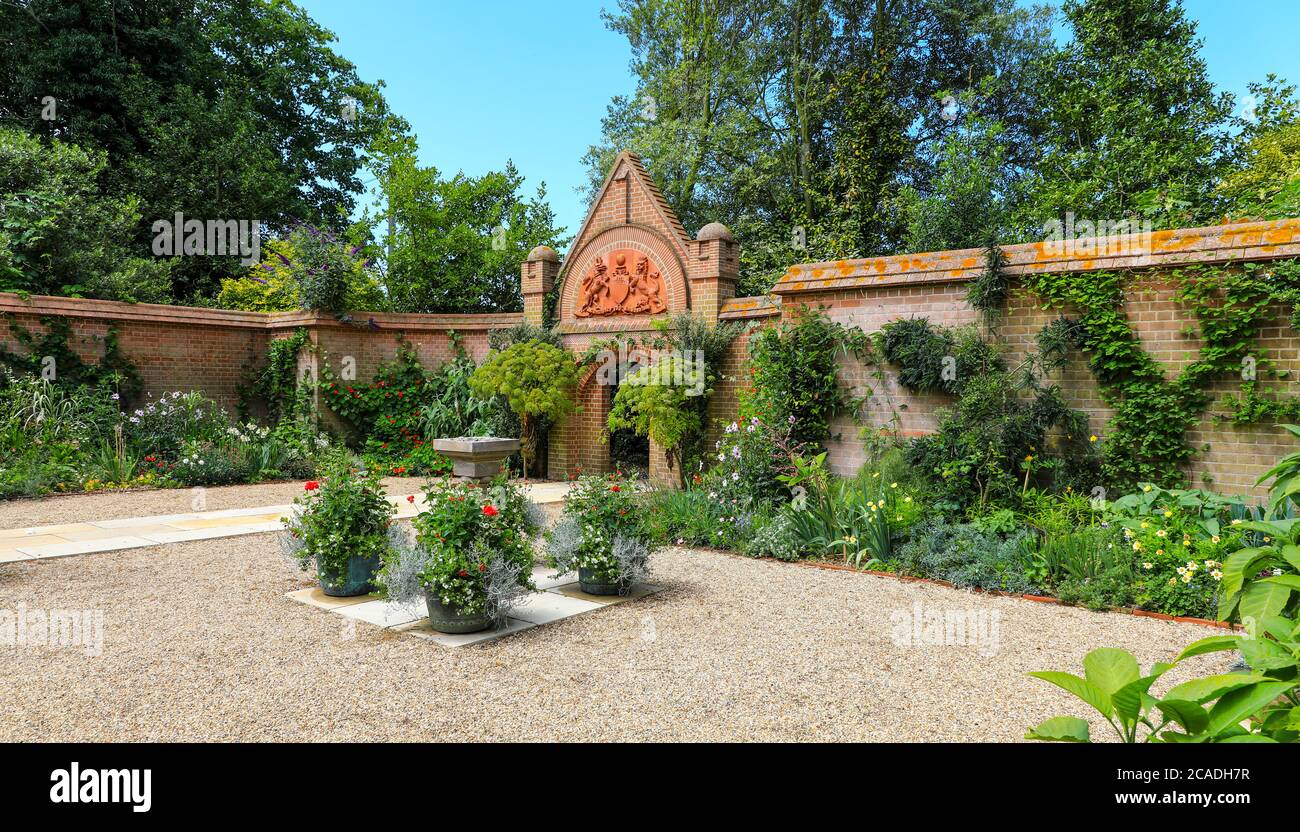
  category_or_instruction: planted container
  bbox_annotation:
[424,590,492,634]
[318,552,382,597]
[578,566,628,596]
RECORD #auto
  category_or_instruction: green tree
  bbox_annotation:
[0,0,403,299]
[1218,76,1300,220]
[469,341,580,479]
[586,0,1051,295]
[380,155,569,313]
[0,128,172,302]
[1016,0,1233,232]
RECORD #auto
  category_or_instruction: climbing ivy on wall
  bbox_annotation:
[1024,259,1300,490]
[0,314,142,399]
[745,305,872,445]
[239,327,312,423]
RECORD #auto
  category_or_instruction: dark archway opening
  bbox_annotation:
[608,368,649,479]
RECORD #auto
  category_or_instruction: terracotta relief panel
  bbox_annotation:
[575,249,668,317]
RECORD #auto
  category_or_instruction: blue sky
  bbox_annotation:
[299,0,1300,238]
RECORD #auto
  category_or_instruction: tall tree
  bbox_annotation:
[1015,0,1233,233]
[0,0,402,299]
[585,0,1053,296]
[380,155,569,314]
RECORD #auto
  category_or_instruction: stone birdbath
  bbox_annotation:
[431,437,520,482]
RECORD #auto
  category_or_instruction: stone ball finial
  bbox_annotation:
[527,245,560,263]
[696,222,735,242]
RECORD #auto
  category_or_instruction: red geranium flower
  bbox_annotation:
[406,495,415,503]
[304,481,320,491]
[482,504,499,517]
[392,466,407,474]
[458,569,469,578]
[610,485,621,492]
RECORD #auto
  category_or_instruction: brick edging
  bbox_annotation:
[684,544,1238,630]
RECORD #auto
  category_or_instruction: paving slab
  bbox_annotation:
[394,617,535,647]
[550,583,663,606]
[286,588,375,611]
[333,598,427,628]
[17,536,157,558]
[510,591,603,625]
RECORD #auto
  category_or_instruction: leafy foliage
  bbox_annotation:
[281,455,396,589]
[469,340,580,478]
[746,306,868,444]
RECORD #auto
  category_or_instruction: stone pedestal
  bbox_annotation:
[431,437,521,482]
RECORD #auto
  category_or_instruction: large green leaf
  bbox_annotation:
[1278,545,1300,572]
[1205,681,1296,737]
[1261,574,1300,590]
[1025,716,1091,743]
[1113,673,1163,725]
[1164,674,1267,704]
[1027,671,1112,718]
[1238,637,1298,673]
[1083,648,1140,696]
[1240,581,1293,623]
[1174,636,1240,662]
[1155,698,1209,734]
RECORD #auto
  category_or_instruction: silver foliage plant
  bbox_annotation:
[612,534,652,588]
[377,525,426,604]
[545,514,583,577]
[475,539,530,628]
[382,529,528,627]
[523,498,549,533]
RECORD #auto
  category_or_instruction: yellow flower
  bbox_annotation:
[890,482,898,488]
[1140,521,1149,529]
[1143,485,1152,492]
[1162,510,1172,518]
[1132,541,1142,551]
[1024,454,1034,462]
[1156,549,1164,555]
[1143,562,1153,569]
[1089,435,1098,443]
[1211,535,1220,544]
[1156,529,1167,538]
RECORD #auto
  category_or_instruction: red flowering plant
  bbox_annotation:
[318,339,504,476]
[280,454,396,589]
[546,472,657,588]
[377,475,538,618]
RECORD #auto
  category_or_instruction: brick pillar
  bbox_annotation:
[686,222,739,324]
[522,245,560,327]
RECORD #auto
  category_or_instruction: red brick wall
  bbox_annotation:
[757,218,1300,497]
[0,293,520,420]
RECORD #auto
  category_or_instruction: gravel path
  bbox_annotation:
[0,532,1234,742]
[0,477,430,529]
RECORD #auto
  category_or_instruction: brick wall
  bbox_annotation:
[750,218,1300,497]
[0,293,520,421]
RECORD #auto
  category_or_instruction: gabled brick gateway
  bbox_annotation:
[4,151,1300,494]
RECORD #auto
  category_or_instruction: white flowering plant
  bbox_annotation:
[547,473,657,586]
[281,456,396,582]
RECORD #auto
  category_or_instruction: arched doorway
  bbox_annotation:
[608,360,649,478]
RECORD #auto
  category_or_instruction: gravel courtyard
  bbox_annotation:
[0,512,1235,742]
